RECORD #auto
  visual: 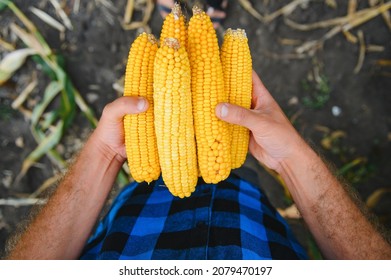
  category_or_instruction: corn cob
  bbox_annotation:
[154,38,198,198]
[188,6,231,184]
[221,28,252,169]
[123,33,160,183]
[160,2,187,50]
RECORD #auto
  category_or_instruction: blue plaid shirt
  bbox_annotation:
[80,174,307,259]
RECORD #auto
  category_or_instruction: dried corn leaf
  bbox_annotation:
[264,0,310,23]
[277,204,301,219]
[295,2,391,54]
[122,0,153,30]
[0,48,36,85]
[29,174,61,198]
[74,90,98,127]
[368,0,391,30]
[366,188,391,209]
[49,0,73,30]
[376,59,391,66]
[325,0,337,9]
[11,74,38,109]
[238,0,265,22]
[10,24,50,56]
[287,2,391,31]
[353,30,365,74]
[380,7,391,30]
[0,198,47,207]
[284,16,345,31]
[321,130,346,150]
[343,30,358,43]
[123,0,135,24]
[0,37,15,51]
[366,44,384,52]
[30,7,66,33]
[368,0,380,6]
[348,0,357,16]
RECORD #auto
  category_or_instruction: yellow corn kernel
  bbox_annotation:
[160,2,187,50]
[123,32,160,183]
[188,6,231,183]
[154,38,198,198]
[221,28,252,169]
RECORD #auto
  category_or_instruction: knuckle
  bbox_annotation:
[101,102,113,117]
[234,107,248,124]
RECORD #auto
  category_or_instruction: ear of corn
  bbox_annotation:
[153,38,198,198]
[221,28,252,169]
[123,6,253,197]
[188,6,231,184]
[123,32,161,183]
[160,2,187,50]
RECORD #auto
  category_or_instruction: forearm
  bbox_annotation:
[279,140,391,259]
[7,134,124,259]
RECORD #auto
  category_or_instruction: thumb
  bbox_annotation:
[101,96,149,123]
[215,102,258,130]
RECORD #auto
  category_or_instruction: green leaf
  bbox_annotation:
[40,110,59,130]
[0,0,11,12]
[74,87,98,127]
[31,81,63,126]
[58,73,76,130]
[17,120,64,180]
[32,55,57,79]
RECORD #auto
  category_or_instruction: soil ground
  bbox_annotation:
[0,0,390,259]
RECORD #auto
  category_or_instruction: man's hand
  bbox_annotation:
[7,96,149,259]
[91,96,148,162]
[216,70,391,259]
[216,71,304,173]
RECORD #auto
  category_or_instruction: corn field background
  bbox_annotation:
[0,0,390,259]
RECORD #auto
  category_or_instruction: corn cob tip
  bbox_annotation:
[225,28,247,39]
[163,37,181,50]
[138,32,158,44]
[192,5,204,15]
[172,2,183,20]
[147,33,158,44]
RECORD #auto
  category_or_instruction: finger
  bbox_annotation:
[216,102,259,131]
[252,70,275,108]
[101,96,149,122]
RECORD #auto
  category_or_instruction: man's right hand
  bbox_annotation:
[215,71,306,173]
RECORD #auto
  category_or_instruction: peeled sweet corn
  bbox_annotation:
[188,6,231,184]
[123,33,161,183]
[153,38,198,198]
[160,2,187,50]
[221,28,252,169]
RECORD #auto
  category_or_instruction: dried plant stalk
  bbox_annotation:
[49,0,73,30]
[11,75,38,109]
[295,1,391,54]
[353,30,365,74]
[348,0,357,16]
[122,0,154,31]
[238,0,265,22]
[123,0,135,24]
[30,7,66,32]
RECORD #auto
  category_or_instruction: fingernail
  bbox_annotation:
[137,98,146,111]
[220,103,229,118]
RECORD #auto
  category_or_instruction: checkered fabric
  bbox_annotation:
[80,174,307,259]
